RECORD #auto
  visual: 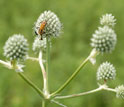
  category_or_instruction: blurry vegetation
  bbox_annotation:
[0,0,124,107]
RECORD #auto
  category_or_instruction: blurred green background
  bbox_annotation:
[0,0,124,107]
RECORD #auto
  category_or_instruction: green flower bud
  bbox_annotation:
[91,26,117,53]
[34,10,62,39]
[100,13,116,27]
[116,85,124,99]
[97,62,116,81]
[3,34,28,61]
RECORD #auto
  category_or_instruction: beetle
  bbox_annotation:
[35,21,47,40]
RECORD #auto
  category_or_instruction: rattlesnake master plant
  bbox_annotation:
[32,37,47,53]
[91,26,117,53]
[116,85,124,99]
[100,13,116,27]
[91,13,117,54]
[34,10,62,39]
[3,34,28,62]
[0,12,123,107]
[97,62,116,81]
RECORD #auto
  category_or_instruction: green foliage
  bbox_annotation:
[0,0,124,106]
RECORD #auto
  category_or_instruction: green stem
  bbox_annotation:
[42,100,45,107]
[18,72,44,99]
[55,87,102,99]
[46,37,50,93]
[51,49,99,97]
[51,56,89,97]
[54,85,116,99]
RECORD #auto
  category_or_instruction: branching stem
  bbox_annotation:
[54,84,116,99]
[51,49,99,97]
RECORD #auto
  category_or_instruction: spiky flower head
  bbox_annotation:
[34,10,62,39]
[3,34,28,61]
[97,62,116,81]
[100,13,116,27]
[91,26,117,53]
[116,85,124,99]
[32,37,46,52]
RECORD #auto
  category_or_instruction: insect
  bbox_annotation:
[35,21,47,40]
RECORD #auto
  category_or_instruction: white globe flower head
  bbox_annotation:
[116,85,124,99]
[100,13,116,27]
[3,34,29,62]
[97,62,116,81]
[32,37,47,53]
[91,26,117,53]
[34,10,62,39]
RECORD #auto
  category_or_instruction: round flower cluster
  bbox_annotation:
[97,62,116,81]
[3,34,28,61]
[91,26,117,53]
[34,10,62,39]
[100,13,116,27]
[32,37,46,52]
[116,85,124,99]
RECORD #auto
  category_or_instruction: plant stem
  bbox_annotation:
[103,87,116,92]
[46,37,50,93]
[27,56,46,63]
[42,100,45,107]
[51,49,99,97]
[0,59,12,69]
[54,85,116,99]
[51,57,89,97]
[39,51,50,98]
[27,56,39,61]
[18,72,44,99]
[55,87,102,99]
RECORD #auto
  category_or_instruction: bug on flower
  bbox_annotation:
[35,21,47,40]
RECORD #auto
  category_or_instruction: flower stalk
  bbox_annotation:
[44,37,50,96]
[51,49,99,97]
[0,59,12,69]
[39,51,50,99]
[18,72,44,98]
[54,84,116,99]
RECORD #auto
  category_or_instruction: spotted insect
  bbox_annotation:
[35,21,47,40]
